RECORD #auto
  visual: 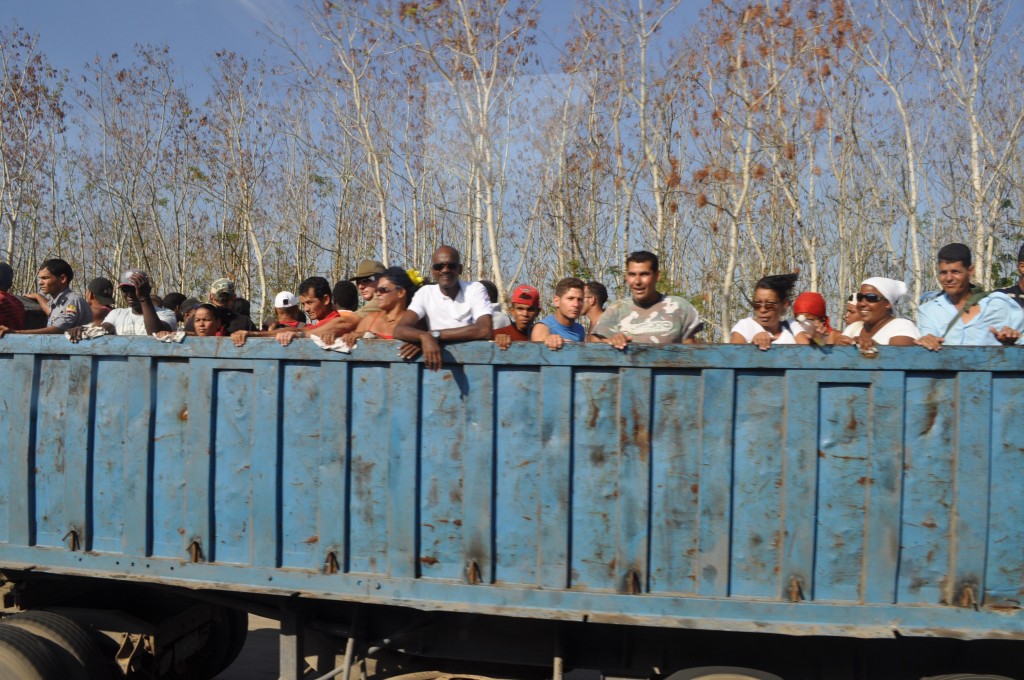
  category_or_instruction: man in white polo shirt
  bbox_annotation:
[393,246,492,370]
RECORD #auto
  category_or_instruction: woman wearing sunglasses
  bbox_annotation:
[342,267,422,345]
[838,277,920,349]
[730,273,809,350]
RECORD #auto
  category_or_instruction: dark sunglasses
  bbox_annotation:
[856,293,884,303]
[375,286,399,295]
[751,301,779,310]
[432,262,460,272]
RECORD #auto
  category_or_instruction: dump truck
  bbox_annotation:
[0,336,1021,679]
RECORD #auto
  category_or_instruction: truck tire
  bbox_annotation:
[667,668,784,680]
[0,623,69,680]
[166,605,249,679]
[2,609,111,679]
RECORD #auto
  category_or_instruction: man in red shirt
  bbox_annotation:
[493,284,540,350]
[0,263,25,331]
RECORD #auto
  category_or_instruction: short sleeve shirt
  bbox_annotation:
[407,282,492,331]
[591,295,700,344]
[539,314,586,342]
[104,306,176,335]
[0,291,26,330]
[494,324,531,341]
[842,318,921,345]
[47,289,93,330]
[730,317,801,344]
[916,292,1024,345]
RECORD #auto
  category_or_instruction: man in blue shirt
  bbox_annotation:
[916,243,1024,350]
[531,277,586,350]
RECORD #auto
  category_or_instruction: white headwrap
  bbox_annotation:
[861,277,908,305]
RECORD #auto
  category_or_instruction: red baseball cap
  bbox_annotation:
[510,284,540,307]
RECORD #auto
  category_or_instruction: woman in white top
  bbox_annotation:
[730,273,809,350]
[838,277,920,349]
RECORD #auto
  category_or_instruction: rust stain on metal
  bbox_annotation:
[419,556,439,565]
[921,519,937,529]
[788,576,805,602]
[453,519,462,526]
[690,483,699,494]
[188,539,205,563]
[857,476,874,486]
[302,535,319,544]
[325,551,339,574]
[465,559,481,585]
[63,528,81,552]
[179,407,189,421]
[622,568,642,594]
[847,411,858,431]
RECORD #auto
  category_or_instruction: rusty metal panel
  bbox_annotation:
[648,370,703,594]
[494,366,542,586]
[1,338,1023,641]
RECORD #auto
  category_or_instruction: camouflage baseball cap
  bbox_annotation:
[209,278,236,301]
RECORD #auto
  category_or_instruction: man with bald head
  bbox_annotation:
[393,246,493,370]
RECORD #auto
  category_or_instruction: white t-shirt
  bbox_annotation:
[104,306,177,336]
[730,317,801,344]
[407,282,492,331]
[842,318,920,345]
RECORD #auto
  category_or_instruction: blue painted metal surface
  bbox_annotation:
[0,337,1022,640]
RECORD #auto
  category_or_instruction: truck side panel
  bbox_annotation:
[0,339,1021,639]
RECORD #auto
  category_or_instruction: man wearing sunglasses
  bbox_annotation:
[393,246,493,370]
[916,243,1024,350]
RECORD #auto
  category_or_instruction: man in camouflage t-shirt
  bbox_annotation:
[589,251,701,348]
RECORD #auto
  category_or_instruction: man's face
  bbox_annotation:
[121,285,142,312]
[300,289,332,321]
[510,302,539,330]
[37,268,66,295]
[937,260,972,297]
[626,261,660,304]
[582,293,596,315]
[431,250,462,289]
[355,276,377,301]
[554,287,584,320]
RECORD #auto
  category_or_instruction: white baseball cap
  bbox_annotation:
[274,291,299,308]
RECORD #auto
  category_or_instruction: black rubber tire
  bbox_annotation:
[0,623,68,680]
[667,667,784,680]
[166,605,247,680]
[2,609,110,679]
[219,608,249,674]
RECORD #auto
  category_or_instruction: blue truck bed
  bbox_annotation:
[0,337,1021,646]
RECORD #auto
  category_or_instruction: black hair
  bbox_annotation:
[232,298,251,316]
[194,303,228,327]
[754,272,799,303]
[162,292,186,311]
[298,276,332,300]
[39,258,74,282]
[586,281,608,308]
[1018,243,1024,264]
[378,267,420,297]
[479,279,499,304]
[937,242,972,267]
[333,280,359,311]
[626,250,659,272]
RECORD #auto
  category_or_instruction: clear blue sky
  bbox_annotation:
[6,0,600,97]
[7,0,309,95]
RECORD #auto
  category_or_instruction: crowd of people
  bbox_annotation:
[1,240,1023,365]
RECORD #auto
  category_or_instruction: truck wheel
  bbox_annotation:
[2,609,111,679]
[167,605,249,679]
[667,667,784,680]
[0,623,68,680]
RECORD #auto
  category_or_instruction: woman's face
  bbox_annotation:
[844,302,858,326]
[752,287,785,329]
[193,308,222,337]
[857,284,891,326]
[374,278,407,313]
